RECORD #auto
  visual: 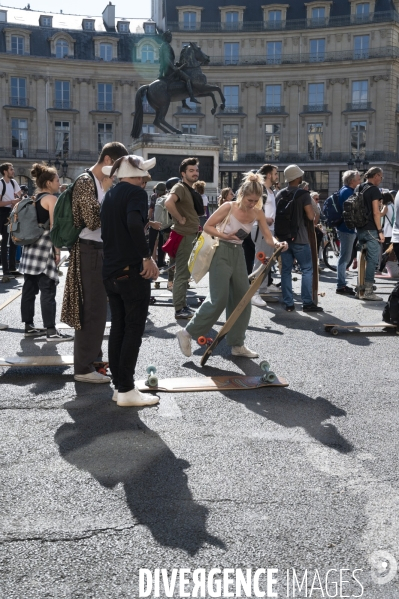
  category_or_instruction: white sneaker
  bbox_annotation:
[117,387,159,407]
[231,345,259,358]
[112,389,118,402]
[251,294,266,307]
[267,284,282,293]
[176,329,192,357]
[74,371,111,383]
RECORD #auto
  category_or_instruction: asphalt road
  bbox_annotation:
[0,260,398,599]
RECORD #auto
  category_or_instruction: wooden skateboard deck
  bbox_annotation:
[0,355,74,367]
[201,247,283,366]
[307,220,319,304]
[0,290,22,311]
[136,374,288,393]
[325,322,397,335]
[356,247,367,298]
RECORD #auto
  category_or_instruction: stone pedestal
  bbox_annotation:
[129,133,221,193]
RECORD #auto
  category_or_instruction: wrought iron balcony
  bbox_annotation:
[176,106,202,114]
[53,100,72,109]
[346,102,372,111]
[260,106,286,114]
[218,106,244,114]
[302,104,329,113]
[221,22,244,31]
[96,102,114,111]
[9,97,29,107]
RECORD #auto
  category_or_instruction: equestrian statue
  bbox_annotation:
[131,31,226,137]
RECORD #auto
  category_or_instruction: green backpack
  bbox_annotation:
[50,171,97,248]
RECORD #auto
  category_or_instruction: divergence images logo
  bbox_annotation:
[369,551,398,585]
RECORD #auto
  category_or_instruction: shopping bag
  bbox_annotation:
[188,232,219,283]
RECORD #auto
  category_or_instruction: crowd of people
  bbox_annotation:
[1,148,398,407]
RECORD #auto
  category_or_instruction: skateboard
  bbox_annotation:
[137,361,288,393]
[324,322,398,335]
[355,246,367,299]
[0,290,22,312]
[0,356,110,369]
[307,220,319,305]
[150,295,205,306]
[201,247,283,366]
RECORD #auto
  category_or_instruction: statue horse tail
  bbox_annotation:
[131,85,149,138]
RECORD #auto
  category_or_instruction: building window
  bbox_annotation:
[11,118,28,157]
[308,83,325,109]
[40,16,52,26]
[311,7,325,20]
[309,39,325,62]
[352,80,368,108]
[11,35,24,54]
[268,10,282,24]
[55,121,70,158]
[142,124,155,134]
[10,77,27,107]
[55,39,69,58]
[350,121,367,157]
[265,124,281,160]
[182,124,197,134]
[118,21,130,33]
[142,44,155,63]
[98,123,113,152]
[143,21,156,34]
[0,10,7,22]
[354,35,369,59]
[224,42,239,65]
[83,20,95,30]
[55,80,70,109]
[265,85,281,110]
[223,124,239,161]
[224,85,239,111]
[266,41,282,64]
[97,83,113,111]
[308,123,323,160]
[99,43,113,61]
[225,11,239,29]
[356,3,370,16]
[183,11,197,30]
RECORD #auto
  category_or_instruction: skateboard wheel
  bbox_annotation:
[146,364,157,375]
[147,375,158,387]
[293,277,298,282]
[331,328,339,336]
[198,336,207,345]
[319,292,326,297]
[260,360,270,372]
[256,251,266,261]
[265,371,276,383]
[325,326,333,332]
[206,337,213,345]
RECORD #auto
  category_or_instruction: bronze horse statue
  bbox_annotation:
[131,42,225,137]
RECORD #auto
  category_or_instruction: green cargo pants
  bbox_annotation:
[186,240,251,347]
[173,233,196,311]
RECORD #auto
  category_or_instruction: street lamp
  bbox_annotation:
[61,159,68,178]
[54,157,61,171]
[47,159,53,167]
[347,155,368,171]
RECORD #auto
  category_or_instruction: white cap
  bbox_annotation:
[102,155,156,178]
[284,164,304,183]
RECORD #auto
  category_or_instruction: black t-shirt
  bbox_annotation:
[357,183,382,231]
[101,182,149,279]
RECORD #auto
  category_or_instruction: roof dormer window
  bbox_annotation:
[40,15,52,27]
[117,21,130,33]
[0,10,7,22]
[143,20,156,34]
[83,19,95,31]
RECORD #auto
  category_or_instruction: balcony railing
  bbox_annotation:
[260,106,286,114]
[53,100,72,109]
[206,46,399,67]
[346,102,373,111]
[219,151,399,164]
[175,106,202,114]
[302,104,329,113]
[9,97,29,107]
[221,22,244,31]
[96,102,114,111]
[219,106,244,114]
[168,11,399,32]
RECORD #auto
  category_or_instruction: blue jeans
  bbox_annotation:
[281,242,313,306]
[357,229,380,283]
[337,231,356,289]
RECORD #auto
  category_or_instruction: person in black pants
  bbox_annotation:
[101,155,160,408]
[0,162,22,278]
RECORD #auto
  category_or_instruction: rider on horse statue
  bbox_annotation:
[158,30,200,105]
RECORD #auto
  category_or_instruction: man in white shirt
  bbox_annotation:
[251,164,281,307]
[0,163,22,278]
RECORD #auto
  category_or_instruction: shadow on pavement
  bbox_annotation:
[185,361,353,454]
[54,393,225,556]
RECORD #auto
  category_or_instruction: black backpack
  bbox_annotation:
[274,188,307,242]
[183,182,204,216]
[342,183,371,230]
[1,178,16,198]
[382,282,399,326]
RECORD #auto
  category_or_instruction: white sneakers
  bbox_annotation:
[176,329,192,357]
[117,387,159,407]
[74,371,111,383]
[251,294,266,307]
[267,284,282,293]
[231,345,259,358]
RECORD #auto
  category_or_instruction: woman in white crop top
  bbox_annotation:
[176,172,287,359]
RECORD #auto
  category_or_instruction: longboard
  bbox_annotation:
[136,374,288,393]
[356,246,367,299]
[307,220,319,305]
[325,322,398,335]
[201,247,283,366]
[0,355,74,367]
[0,290,22,311]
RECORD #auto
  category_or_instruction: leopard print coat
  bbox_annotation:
[61,175,101,329]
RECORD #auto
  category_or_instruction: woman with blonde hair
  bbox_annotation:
[218,187,235,206]
[176,172,287,358]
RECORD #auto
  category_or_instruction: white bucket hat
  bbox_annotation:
[102,155,156,178]
[284,164,304,183]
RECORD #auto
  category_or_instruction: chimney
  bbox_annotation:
[102,2,115,29]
